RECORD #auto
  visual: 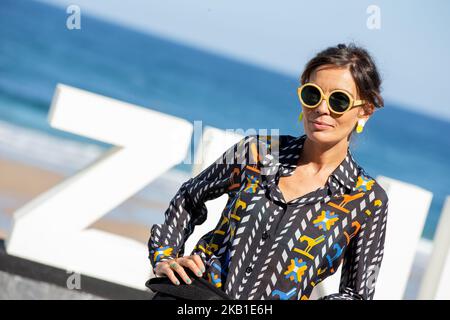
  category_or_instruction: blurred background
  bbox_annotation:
[0,0,449,299]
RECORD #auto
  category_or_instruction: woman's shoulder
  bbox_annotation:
[244,133,298,149]
[242,134,296,161]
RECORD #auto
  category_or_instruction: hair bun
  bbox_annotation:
[337,43,346,49]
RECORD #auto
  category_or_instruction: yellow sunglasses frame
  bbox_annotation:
[297,82,366,115]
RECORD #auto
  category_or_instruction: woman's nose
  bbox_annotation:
[315,98,330,114]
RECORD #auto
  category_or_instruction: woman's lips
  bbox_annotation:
[310,120,333,130]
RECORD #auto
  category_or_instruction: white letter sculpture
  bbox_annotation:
[6,84,193,290]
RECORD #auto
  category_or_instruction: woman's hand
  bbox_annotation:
[154,255,206,285]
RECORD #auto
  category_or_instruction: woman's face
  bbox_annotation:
[302,64,374,146]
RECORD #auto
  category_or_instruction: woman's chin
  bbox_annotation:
[306,129,337,143]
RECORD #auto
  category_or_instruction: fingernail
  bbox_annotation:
[186,278,191,284]
[175,280,180,285]
[197,271,202,276]
[201,267,205,272]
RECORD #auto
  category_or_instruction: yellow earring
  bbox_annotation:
[298,111,303,123]
[356,119,365,133]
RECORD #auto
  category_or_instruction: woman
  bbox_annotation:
[148,42,389,300]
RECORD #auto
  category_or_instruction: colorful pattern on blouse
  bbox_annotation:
[148,134,389,300]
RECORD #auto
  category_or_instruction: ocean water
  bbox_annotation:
[0,0,449,240]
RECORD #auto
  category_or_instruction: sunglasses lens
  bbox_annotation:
[329,92,350,113]
[301,85,321,106]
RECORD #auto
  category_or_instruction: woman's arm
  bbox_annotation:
[319,189,389,300]
[147,135,252,272]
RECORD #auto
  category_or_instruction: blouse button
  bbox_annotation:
[262,231,269,240]
[246,266,253,273]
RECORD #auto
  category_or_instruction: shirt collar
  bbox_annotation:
[258,134,360,194]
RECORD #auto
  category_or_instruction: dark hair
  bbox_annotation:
[300,42,384,109]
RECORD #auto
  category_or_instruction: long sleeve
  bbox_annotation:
[319,192,389,300]
[147,135,250,272]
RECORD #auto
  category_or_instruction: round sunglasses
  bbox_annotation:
[297,82,366,114]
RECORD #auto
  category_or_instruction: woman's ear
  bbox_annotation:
[360,102,375,118]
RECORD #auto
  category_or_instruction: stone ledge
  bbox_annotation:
[0,240,154,300]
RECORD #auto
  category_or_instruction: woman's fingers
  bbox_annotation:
[190,255,206,274]
[167,258,192,284]
[180,256,204,278]
[154,255,207,286]
[156,261,181,286]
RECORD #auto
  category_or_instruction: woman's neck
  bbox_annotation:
[299,136,349,175]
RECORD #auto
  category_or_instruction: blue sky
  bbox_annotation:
[39,0,450,121]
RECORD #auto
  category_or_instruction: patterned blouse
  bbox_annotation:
[148,133,389,300]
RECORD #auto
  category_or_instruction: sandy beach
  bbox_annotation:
[0,156,163,244]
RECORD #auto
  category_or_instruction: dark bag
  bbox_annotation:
[146,267,233,300]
